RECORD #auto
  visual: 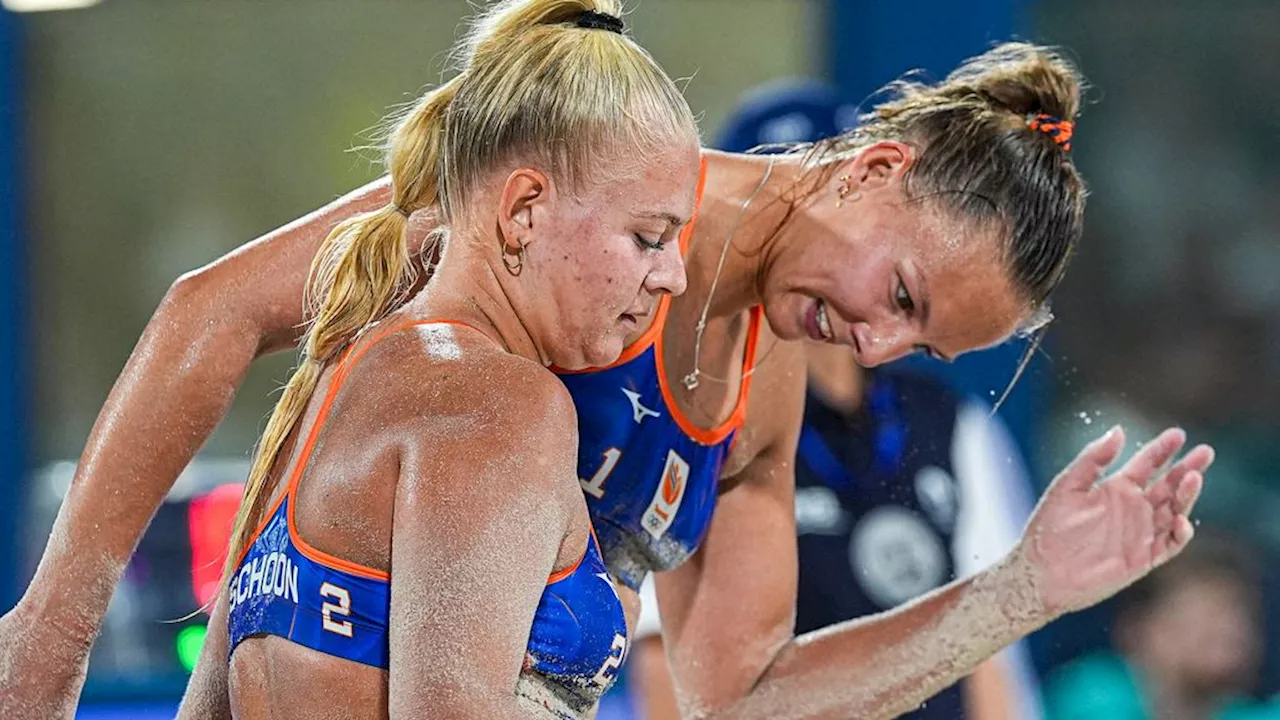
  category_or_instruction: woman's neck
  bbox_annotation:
[408,238,544,365]
[686,150,806,320]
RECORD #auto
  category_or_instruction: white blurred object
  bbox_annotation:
[2,0,100,11]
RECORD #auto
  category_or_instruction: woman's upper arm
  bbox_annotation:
[655,338,809,711]
[0,180,431,720]
[177,176,398,356]
[385,368,579,718]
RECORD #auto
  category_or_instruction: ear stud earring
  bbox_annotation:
[837,175,861,208]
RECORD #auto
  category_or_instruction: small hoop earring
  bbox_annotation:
[836,175,860,208]
[500,238,525,277]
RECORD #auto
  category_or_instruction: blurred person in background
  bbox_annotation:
[2,37,1217,720]
[1044,533,1280,720]
[626,80,1042,720]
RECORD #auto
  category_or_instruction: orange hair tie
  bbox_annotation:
[1028,113,1073,152]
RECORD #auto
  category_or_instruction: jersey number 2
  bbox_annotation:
[591,634,628,687]
[320,582,354,637]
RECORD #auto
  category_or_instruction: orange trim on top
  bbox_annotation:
[552,293,672,376]
[286,319,479,581]
[231,336,367,573]
[547,521,604,586]
[235,319,479,581]
[678,156,709,257]
[653,305,764,447]
[546,542,587,586]
[737,305,765,409]
[727,306,765,455]
[231,482,291,573]
[552,156,708,376]
[727,305,764,458]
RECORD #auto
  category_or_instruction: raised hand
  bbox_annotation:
[1015,426,1212,620]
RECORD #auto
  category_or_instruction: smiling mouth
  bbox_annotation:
[805,297,836,342]
[815,299,834,341]
[812,298,866,363]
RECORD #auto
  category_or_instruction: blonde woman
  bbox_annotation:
[174,2,699,719]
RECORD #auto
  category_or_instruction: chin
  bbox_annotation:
[582,334,626,369]
[761,293,803,342]
[552,331,625,372]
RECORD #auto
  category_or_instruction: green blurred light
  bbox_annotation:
[176,624,207,673]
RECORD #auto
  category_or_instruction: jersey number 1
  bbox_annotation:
[579,448,621,499]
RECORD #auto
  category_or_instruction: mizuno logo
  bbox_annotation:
[622,388,661,424]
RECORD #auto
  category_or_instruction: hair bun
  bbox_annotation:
[945,42,1083,123]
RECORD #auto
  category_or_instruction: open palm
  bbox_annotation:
[1019,426,1213,619]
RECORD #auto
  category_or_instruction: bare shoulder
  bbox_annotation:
[723,318,807,478]
[347,321,580,501]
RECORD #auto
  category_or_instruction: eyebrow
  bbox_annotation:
[634,211,686,227]
[916,264,933,326]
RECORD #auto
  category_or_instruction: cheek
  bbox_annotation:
[551,233,643,308]
[825,250,889,316]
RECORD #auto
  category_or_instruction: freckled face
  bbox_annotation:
[525,141,701,370]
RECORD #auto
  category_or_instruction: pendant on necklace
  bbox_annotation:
[682,370,700,391]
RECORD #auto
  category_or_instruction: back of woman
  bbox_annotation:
[176,0,702,718]
[226,322,557,718]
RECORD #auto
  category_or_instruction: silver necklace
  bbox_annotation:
[681,156,777,392]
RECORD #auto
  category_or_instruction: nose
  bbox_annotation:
[643,240,688,297]
[852,320,917,367]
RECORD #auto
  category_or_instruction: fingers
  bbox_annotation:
[1151,513,1197,570]
[1146,468,1204,570]
[1150,468,1205,527]
[1114,427,1186,487]
[1172,469,1204,517]
[1057,425,1126,492]
[1173,513,1195,546]
[1172,444,1215,479]
[1145,443,1214,505]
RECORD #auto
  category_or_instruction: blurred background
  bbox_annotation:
[2,0,1278,718]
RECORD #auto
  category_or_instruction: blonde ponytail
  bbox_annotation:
[222,0,696,583]
[221,78,459,580]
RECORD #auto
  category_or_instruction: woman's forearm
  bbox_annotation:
[705,558,1044,720]
[22,177,395,621]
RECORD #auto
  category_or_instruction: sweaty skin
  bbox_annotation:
[628,340,1031,720]
[177,132,701,717]
[1,150,1212,719]
[183,309,600,720]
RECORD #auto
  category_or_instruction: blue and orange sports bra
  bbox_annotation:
[556,161,765,589]
[226,320,630,716]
